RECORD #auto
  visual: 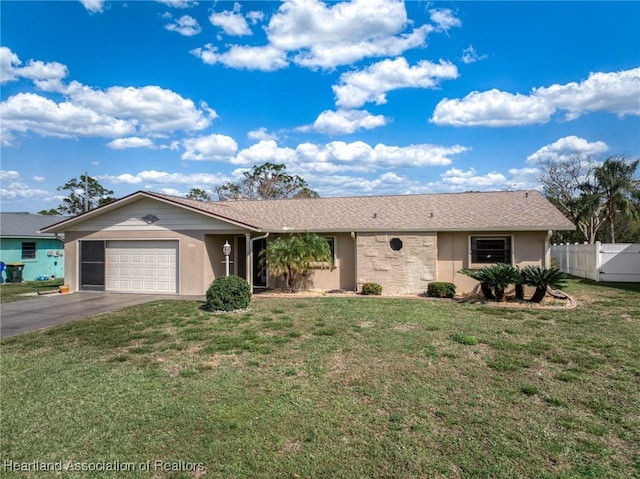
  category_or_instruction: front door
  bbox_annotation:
[80,240,105,291]
[253,237,267,287]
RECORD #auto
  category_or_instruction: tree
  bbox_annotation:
[215,163,319,200]
[593,157,640,243]
[185,188,212,202]
[260,234,333,292]
[55,175,115,215]
[38,209,60,216]
[521,266,567,303]
[540,156,605,244]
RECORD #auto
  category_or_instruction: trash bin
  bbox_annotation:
[6,263,25,283]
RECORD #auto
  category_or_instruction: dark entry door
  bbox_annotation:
[253,238,267,288]
[80,241,105,291]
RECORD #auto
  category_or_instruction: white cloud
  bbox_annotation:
[1,170,20,180]
[1,48,217,143]
[461,45,487,64]
[1,93,136,139]
[247,127,277,141]
[63,82,216,133]
[429,8,461,32]
[333,57,458,109]
[107,137,155,150]
[181,134,238,161]
[165,15,201,36]
[431,89,556,127]
[156,0,197,8]
[190,44,288,71]
[232,139,467,172]
[193,0,457,71]
[302,109,388,135]
[32,176,46,182]
[526,136,609,164]
[246,11,264,25]
[233,140,297,166]
[431,68,640,126]
[209,7,251,36]
[79,0,105,14]
[1,46,68,90]
[103,170,228,186]
[0,182,52,200]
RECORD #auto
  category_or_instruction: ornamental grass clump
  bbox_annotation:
[205,275,252,312]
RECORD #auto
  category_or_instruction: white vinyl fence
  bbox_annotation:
[551,242,640,282]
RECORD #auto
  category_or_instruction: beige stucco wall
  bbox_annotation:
[64,230,208,295]
[437,231,549,293]
[265,233,356,291]
[356,232,437,295]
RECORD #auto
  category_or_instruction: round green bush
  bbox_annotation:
[361,282,382,295]
[426,282,456,298]
[205,275,252,312]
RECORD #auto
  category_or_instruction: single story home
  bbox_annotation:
[40,190,575,295]
[1,212,66,282]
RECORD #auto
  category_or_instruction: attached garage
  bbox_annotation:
[105,240,178,293]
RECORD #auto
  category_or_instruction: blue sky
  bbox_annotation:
[1,0,639,212]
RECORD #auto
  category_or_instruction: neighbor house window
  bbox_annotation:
[22,242,36,259]
[470,236,512,265]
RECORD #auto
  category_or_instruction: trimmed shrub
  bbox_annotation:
[361,282,382,295]
[205,275,252,312]
[426,282,456,298]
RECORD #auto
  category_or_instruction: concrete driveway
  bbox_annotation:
[1,292,202,338]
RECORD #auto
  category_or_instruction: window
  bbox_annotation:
[389,238,403,251]
[21,242,36,259]
[470,236,512,265]
[323,237,336,264]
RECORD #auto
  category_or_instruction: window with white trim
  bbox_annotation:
[469,236,512,266]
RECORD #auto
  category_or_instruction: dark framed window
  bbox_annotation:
[323,237,336,263]
[21,242,36,259]
[389,238,403,251]
[470,236,512,265]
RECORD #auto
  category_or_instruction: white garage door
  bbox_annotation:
[106,240,178,293]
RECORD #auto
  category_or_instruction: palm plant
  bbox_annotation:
[521,266,567,303]
[459,268,495,300]
[593,157,640,243]
[460,263,521,302]
[260,234,333,292]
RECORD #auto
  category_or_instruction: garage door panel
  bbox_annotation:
[106,241,178,293]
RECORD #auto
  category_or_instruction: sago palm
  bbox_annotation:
[521,265,567,303]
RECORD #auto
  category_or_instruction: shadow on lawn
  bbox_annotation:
[569,275,640,293]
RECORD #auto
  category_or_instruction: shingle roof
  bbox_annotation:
[41,190,575,233]
[149,190,575,232]
[0,213,68,238]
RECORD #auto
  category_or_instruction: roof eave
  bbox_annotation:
[39,191,261,233]
[263,225,577,234]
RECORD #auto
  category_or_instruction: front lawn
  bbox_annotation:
[1,279,639,478]
[0,279,64,303]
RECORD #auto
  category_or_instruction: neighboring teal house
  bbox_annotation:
[0,213,67,282]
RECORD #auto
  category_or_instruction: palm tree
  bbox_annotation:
[594,157,640,243]
[261,234,333,292]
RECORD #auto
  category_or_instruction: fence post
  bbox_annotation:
[594,241,601,282]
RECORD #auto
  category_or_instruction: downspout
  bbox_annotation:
[544,230,552,268]
[351,232,357,292]
[249,232,269,289]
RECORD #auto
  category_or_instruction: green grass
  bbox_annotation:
[0,279,64,303]
[1,278,639,478]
